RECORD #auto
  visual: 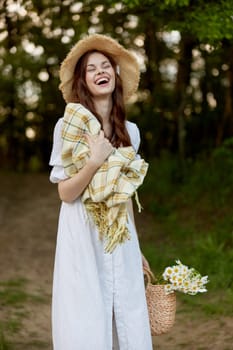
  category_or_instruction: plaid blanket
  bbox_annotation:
[61,103,148,253]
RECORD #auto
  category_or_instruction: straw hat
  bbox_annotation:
[59,34,140,103]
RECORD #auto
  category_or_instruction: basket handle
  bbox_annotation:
[143,267,156,284]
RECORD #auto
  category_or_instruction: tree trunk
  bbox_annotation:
[173,35,196,172]
[143,18,162,101]
[216,43,233,145]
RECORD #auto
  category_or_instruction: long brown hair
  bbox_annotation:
[72,50,131,147]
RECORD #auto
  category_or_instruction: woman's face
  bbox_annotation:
[85,52,116,99]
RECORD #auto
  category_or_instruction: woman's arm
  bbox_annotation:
[58,131,113,203]
[58,159,100,202]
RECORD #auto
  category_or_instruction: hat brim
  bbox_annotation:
[59,34,140,103]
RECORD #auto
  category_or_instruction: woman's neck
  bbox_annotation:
[93,97,113,140]
[93,97,112,122]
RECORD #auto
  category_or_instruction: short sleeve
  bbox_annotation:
[49,118,69,183]
[126,121,141,154]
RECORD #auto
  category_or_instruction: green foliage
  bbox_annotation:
[139,150,233,316]
[116,0,191,7]
[0,0,233,170]
[179,1,233,42]
[163,0,190,5]
[113,0,233,42]
[183,138,233,204]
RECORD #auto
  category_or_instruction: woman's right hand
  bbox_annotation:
[85,130,113,168]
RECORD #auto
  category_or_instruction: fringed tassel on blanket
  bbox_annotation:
[85,201,130,253]
[85,201,108,241]
[105,222,130,253]
[134,191,143,213]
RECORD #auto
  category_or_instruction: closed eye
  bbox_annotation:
[102,63,111,69]
[86,66,96,72]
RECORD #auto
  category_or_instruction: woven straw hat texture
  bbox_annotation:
[59,34,140,103]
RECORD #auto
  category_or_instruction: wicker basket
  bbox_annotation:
[144,268,176,336]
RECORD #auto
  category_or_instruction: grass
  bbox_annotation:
[0,331,11,350]
[0,279,29,306]
[0,279,28,349]
[0,278,47,349]
[138,142,233,317]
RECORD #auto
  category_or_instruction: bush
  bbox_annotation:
[139,147,233,315]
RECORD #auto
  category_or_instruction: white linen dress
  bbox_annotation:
[49,117,153,350]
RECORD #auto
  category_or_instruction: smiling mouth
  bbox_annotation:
[95,77,110,85]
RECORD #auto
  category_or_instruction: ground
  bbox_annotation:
[0,173,232,349]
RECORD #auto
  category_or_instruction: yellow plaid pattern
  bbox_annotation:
[61,103,148,253]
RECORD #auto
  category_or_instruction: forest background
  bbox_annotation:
[0,0,233,349]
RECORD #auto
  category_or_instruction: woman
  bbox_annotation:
[49,34,153,350]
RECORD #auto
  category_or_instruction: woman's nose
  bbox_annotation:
[97,68,104,75]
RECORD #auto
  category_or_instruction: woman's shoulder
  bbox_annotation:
[125,120,140,137]
[52,117,64,136]
[125,120,140,152]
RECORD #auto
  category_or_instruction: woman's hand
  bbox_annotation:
[86,130,113,168]
[142,254,150,271]
[58,130,113,203]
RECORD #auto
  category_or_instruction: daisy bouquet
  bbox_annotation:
[144,259,208,336]
[161,260,209,295]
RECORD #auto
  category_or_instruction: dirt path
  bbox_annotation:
[0,173,232,349]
